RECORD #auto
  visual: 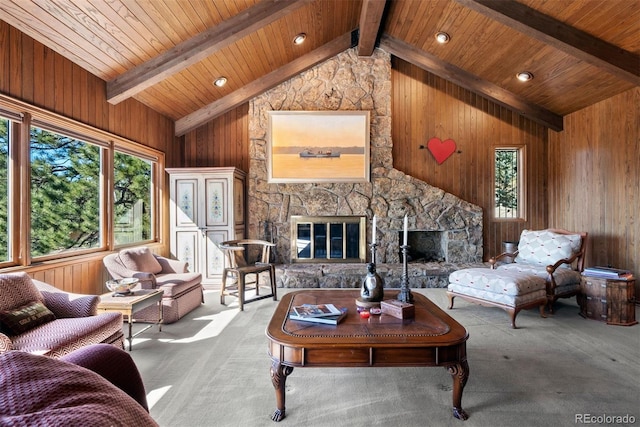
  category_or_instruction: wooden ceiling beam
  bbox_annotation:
[357,0,387,56]
[175,31,357,136]
[455,0,640,85]
[379,34,564,131]
[106,0,313,104]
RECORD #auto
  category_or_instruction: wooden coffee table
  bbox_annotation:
[98,289,163,351]
[266,290,470,421]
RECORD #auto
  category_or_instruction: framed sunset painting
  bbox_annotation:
[267,111,370,183]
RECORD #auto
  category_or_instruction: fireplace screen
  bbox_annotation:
[291,216,366,263]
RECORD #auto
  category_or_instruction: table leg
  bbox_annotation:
[127,315,133,351]
[270,360,293,422]
[157,300,163,332]
[447,359,469,420]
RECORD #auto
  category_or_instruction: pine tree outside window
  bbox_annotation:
[30,126,102,258]
[114,151,152,246]
[494,148,524,219]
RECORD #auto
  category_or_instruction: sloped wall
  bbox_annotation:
[248,48,482,264]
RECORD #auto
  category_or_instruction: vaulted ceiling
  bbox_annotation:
[1,0,638,135]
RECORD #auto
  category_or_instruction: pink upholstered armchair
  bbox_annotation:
[103,247,203,323]
[0,272,124,357]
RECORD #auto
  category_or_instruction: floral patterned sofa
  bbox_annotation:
[447,229,587,328]
[0,272,124,357]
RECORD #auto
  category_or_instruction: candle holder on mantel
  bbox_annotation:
[370,242,378,264]
[397,244,414,304]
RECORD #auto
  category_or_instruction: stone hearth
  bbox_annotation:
[275,261,487,290]
[247,48,483,287]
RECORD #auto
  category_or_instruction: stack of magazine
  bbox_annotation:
[583,266,633,280]
[289,303,348,325]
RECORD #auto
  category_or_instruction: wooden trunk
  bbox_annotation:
[580,277,608,322]
[580,276,637,326]
[606,280,637,326]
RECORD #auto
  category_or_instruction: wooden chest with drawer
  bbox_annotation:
[579,276,637,326]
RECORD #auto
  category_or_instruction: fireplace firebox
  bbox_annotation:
[290,216,366,263]
[401,231,446,263]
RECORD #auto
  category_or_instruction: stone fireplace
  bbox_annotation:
[247,47,483,282]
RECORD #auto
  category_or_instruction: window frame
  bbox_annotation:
[0,112,24,267]
[493,146,526,222]
[0,94,164,268]
[112,148,157,249]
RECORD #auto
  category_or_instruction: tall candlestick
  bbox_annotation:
[403,215,408,246]
[372,215,377,244]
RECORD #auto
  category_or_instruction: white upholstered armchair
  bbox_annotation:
[448,229,587,328]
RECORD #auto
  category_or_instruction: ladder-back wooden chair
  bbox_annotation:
[218,239,277,311]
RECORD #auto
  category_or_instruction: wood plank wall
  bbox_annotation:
[0,21,177,294]
[178,104,249,170]
[548,88,640,277]
[176,57,638,278]
[391,58,548,259]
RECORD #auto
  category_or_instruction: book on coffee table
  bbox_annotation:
[289,307,348,325]
[292,303,342,318]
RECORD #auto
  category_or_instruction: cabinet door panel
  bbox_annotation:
[234,176,245,225]
[205,230,228,281]
[205,179,228,227]
[174,179,198,227]
[175,231,199,273]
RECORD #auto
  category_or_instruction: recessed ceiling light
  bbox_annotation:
[435,31,450,44]
[516,71,534,82]
[293,33,307,45]
[213,77,227,87]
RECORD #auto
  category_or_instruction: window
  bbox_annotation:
[0,94,164,268]
[30,126,102,257]
[0,117,9,262]
[494,148,524,219]
[113,151,152,246]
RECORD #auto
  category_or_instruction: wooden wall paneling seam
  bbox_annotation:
[225,113,233,167]
[216,117,224,166]
[9,25,23,98]
[61,58,72,117]
[71,63,81,120]
[0,23,8,91]
[34,42,46,106]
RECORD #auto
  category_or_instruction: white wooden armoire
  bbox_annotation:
[166,167,246,286]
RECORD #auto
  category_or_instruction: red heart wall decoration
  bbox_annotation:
[427,137,457,165]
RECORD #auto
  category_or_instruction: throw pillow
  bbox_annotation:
[119,247,162,274]
[0,272,44,311]
[515,230,582,267]
[0,301,56,335]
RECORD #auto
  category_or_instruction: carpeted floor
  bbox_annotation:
[129,288,640,427]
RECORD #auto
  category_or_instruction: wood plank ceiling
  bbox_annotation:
[1,0,638,135]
